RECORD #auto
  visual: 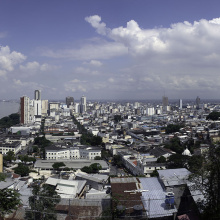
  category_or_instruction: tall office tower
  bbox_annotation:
[41,100,49,116]
[146,107,155,116]
[34,90,41,100]
[179,99,183,109]
[196,96,200,109]
[162,96,168,107]
[74,103,79,113]
[134,102,140,108]
[80,95,86,113]
[20,96,30,124]
[66,96,74,108]
[34,90,41,120]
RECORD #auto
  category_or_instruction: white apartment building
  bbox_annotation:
[46,146,101,160]
[0,141,22,155]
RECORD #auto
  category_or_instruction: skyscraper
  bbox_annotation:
[34,90,41,120]
[20,96,30,124]
[80,95,86,113]
[162,96,168,107]
[34,90,41,100]
[66,96,74,108]
[179,99,182,109]
[196,96,200,108]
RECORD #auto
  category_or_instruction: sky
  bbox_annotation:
[1,0,220,100]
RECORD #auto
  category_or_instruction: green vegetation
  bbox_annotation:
[94,156,102,160]
[34,136,51,159]
[167,154,190,169]
[112,155,123,167]
[114,115,122,123]
[150,169,159,177]
[0,188,21,217]
[72,115,103,146]
[52,162,66,171]
[81,163,102,173]
[3,151,16,163]
[0,171,20,217]
[14,163,30,177]
[189,145,220,219]
[25,184,60,220]
[206,111,220,120]
[18,155,36,164]
[0,113,20,128]
[156,156,166,163]
[165,123,184,134]
[164,137,184,154]
[80,133,102,146]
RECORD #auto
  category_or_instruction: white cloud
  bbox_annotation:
[108,78,115,83]
[74,66,100,75]
[85,15,108,35]
[20,61,58,73]
[41,40,127,60]
[85,60,103,67]
[0,46,26,71]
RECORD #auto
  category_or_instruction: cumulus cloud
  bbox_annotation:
[41,40,127,60]
[86,15,220,59]
[85,15,108,35]
[20,61,58,72]
[84,60,103,67]
[64,79,87,92]
[0,46,26,72]
[74,66,100,75]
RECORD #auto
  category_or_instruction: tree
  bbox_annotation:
[14,163,30,177]
[206,111,220,121]
[18,155,36,164]
[81,163,102,173]
[94,156,102,160]
[157,156,166,163]
[0,174,21,217]
[165,123,184,134]
[114,115,122,123]
[4,150,16,163]
[113,155,123,167]
[0,113,20,128]
[52,162,66,171]
[167,154,190,169]
[25,184,60,220]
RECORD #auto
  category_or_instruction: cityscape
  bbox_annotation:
[0,89,219,219]
[1,0,220,220]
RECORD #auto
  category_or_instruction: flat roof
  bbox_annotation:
[35,159,109,169]
[139,177,177,218]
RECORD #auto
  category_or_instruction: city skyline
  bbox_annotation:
[1,0,220,100]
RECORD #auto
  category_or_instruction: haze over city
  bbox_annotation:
[1,0,220,100]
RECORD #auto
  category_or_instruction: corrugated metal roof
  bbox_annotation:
[158,168,191,187]
[139,177,177,218]
[110,177,138,183]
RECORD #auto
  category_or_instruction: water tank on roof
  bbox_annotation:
[165,192,175,207]
[133,204,143,217]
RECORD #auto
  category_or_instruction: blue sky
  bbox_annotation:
[1,0,220,100]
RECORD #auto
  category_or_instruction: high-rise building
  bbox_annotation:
[34,90,41,100]
[162,96,168,107]
[34,90,41,120]
[20,96,30,124]
[196,96,200,109]
[41,100,48,116]
[179,99,182,109]
[66,96,74,108]
[80,95,86,113]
